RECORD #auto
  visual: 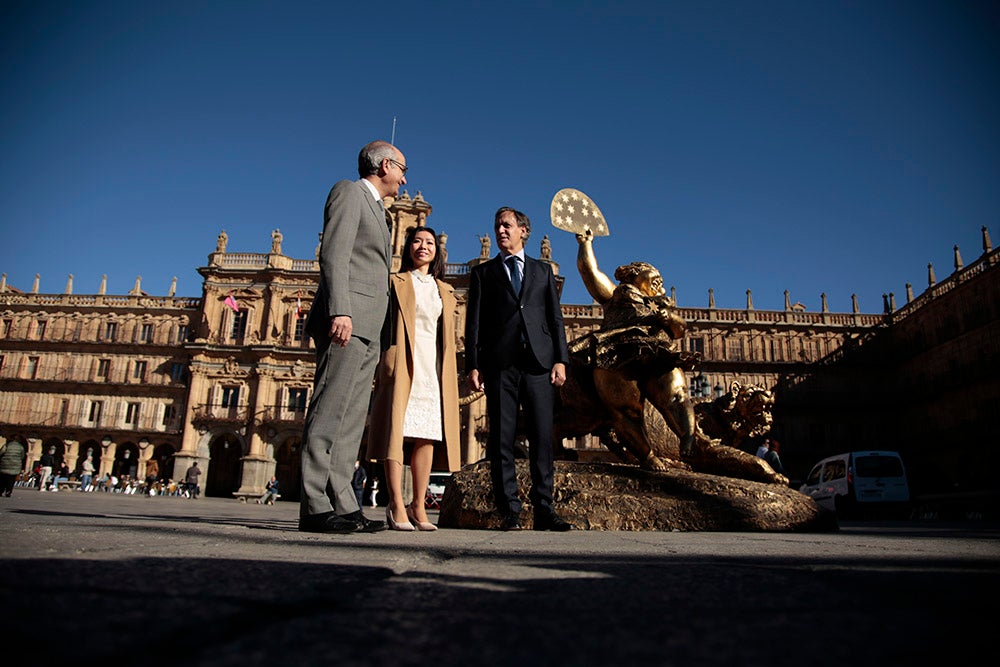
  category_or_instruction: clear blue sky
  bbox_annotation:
[2,1,997,312]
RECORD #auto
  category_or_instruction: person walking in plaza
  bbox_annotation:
[465,207,575,531]
[351,461,367,510]
[367,225,461,532]
[0,439,27,497]
[79,455,95,492]
[298,140,407,535]
[38,446,56,492]
[184,461,201,498]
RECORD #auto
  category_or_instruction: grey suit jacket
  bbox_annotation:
[306,179,391,343]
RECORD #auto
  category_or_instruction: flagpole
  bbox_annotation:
[391,116,396,144]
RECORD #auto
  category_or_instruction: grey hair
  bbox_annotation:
[358,140,397,177]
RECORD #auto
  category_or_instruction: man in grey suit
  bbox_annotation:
[299,140,407,533]
[465,207,575,531]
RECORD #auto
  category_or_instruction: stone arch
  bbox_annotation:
[113,442,140,479]
[273,435,302,503]
[150,443,176,483]
[205,432,244,498]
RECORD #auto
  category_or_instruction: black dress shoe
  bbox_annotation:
[500,513,522,531]
[533,510,575,532]
[341,510,386,533]
[298,512,358,534]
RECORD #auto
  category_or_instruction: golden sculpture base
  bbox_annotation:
[438,460,837,532]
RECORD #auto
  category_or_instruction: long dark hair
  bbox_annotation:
[399,225,445,279]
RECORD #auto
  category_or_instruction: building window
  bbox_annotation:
[221,386,239,408]
[35,320,47,340]
[687,337,705,355]
[140,323,154,343]
[163,404,177,426]
[230,311,247,340]
[769,339,784,361]
[125,402,140,425]
[0,355,4,373]
[176,325,189,343]
[294,313,307,341]
[88,400,103,424]
[2,319,11,338]
[104,322,118,341]
[288,388,308,413]
[97,359,111,379]
[170,362,185,383]
[726,339,744,361]
[133,360,147,381]
[25,356,39,379]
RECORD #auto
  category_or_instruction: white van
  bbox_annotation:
[798,451,910,518]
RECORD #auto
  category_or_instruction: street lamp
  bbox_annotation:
[690,373,711,399]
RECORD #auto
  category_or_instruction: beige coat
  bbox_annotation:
[366,272,461,472]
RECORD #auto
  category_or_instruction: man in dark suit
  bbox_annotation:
[465,206,575,531]
[299,140,407,534]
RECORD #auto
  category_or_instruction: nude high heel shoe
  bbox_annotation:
[386,506,415,531]
[407,504,438,531]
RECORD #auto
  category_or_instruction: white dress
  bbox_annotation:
[401,271,444,441]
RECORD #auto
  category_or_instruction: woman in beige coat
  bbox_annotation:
[367,226,460,531]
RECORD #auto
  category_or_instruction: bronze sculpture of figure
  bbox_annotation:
[555,229,787,485]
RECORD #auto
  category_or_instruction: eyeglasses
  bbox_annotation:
[387,158,408,175]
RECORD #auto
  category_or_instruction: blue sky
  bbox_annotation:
[2,1,997,312]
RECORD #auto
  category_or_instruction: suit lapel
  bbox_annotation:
[358,180,391,266]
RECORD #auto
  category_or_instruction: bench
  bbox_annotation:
[54,480,81,491]
[234,491,281,504]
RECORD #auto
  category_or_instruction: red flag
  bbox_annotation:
[296,296,303,318]
[224,293,239,312]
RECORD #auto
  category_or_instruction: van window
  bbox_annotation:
[804,465,822,485]
[855,455,904,478]
[823,460,846,482]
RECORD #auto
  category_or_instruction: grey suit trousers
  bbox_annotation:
[300,333,380,517]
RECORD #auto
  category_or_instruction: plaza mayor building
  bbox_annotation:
[1,190,996,505]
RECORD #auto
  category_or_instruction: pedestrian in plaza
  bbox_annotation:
[257,476,280,505]
[367,225,461,532]
[298,140,407,535]
[0,439,27,497]
[369,478,379,507]
[38,446,56,492]
[145,458,159,496]
[351,460,367,511]
[49,461,71,491]
[764,439,787,477]
[465,206,574,531]
[184,461,201,498]
[756,438,770,459]
[79,455,96,492]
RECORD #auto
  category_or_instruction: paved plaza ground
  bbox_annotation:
[1,489,998,666]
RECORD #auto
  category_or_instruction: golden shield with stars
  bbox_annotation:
[549,188,610,236]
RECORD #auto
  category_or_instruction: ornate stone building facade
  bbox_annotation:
[2,193,994,501]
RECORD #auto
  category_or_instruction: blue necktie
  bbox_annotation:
[506,256,521,294]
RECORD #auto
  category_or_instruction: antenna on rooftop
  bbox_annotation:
[391,116,397,144]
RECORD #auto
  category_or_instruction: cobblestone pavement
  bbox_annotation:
[2,490,998,666]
